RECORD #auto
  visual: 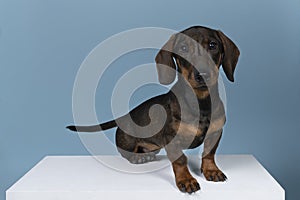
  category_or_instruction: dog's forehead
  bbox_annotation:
[177,26,218,43]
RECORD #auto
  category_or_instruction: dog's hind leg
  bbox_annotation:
[116,128,161,164]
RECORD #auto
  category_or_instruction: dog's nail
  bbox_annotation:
[223,174,227,181]
[186,186,193,194]
[208,176,213,181]
[195,182,201,190]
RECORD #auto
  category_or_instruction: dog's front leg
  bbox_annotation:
[201,129,227,182]
[166,145,200,193]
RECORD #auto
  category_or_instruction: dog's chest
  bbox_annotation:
[172,114,209,134]
[171,120,204,149]
[171,113,225,149]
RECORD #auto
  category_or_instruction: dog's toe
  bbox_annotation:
[179,183,186,193]
[146,155,151,161]
[130,158,138,164]
[176,177,200,194]
[129,153,156,164]
[202,169,227,182]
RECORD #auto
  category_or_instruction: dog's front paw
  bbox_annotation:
[128,153,156,164]
[176,177,200,194]
[201,168,227,182]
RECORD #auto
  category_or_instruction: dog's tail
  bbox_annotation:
[66,120,117,132]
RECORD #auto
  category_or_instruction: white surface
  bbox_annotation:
[6,155,284,200]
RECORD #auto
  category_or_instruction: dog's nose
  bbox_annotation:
[195,71,210,82]
[200,72,210,80]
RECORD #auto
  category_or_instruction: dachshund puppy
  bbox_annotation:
[67,26,240,194]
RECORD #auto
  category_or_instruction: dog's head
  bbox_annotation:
[155,26,240,96]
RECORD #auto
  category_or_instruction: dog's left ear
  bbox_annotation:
[217,31,240,82]
[155,34,177,85]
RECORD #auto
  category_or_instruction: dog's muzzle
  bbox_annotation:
[194,70,211,83]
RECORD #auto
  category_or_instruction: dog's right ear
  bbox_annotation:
[155,34,177,85]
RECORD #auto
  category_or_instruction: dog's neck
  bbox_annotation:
[172,78,223,118]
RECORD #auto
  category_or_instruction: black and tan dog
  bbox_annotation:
[67,26,240,194]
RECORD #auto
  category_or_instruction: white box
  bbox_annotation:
[6,155,284,200]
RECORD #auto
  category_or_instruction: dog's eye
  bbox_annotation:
[180,45,188,52]
[208,41,217,50]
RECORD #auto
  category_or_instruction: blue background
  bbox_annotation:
[0,0,299,199]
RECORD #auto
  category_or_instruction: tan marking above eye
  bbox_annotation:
[179,65,192,80]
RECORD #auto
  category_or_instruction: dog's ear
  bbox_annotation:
[155,34,177,85]
[217,30,240,82]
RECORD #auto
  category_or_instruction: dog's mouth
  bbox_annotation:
[198,84,208,89]
[194,84,208,90]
